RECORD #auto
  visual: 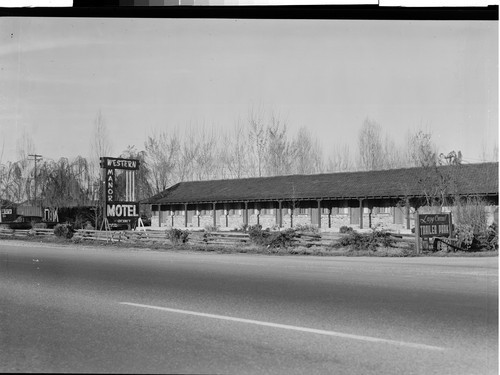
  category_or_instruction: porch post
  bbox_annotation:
[359,198,364,229]
[278,200,283,228]
[213,202,217,228]
[184,203,188,228]
[244,201,249,226]
[317,199,322,228]
[405,199,411,230]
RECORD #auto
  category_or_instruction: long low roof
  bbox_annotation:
[144,162,499,205]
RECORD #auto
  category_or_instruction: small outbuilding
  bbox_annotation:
[143,162,498,232]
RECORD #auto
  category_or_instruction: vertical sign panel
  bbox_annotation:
[106,169,115,202]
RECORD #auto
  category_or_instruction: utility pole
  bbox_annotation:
[28,154,43,206]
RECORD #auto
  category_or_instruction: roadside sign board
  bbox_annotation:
[418,213,452,238]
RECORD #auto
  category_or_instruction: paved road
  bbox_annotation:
[0,241,497,374]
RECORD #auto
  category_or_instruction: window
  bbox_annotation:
[339,207,349,215]
[378,207,391,214]
[322,208,330,215]
[260,203,275,215]
[298,208,308,215]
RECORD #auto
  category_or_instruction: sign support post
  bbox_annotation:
[414,212,421,255]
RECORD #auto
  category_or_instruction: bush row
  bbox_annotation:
[247,224,299,248]
[454,222,498,251]
[333,229,396,251]
[53,224,75,239]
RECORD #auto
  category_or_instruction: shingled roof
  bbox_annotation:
[144,162,499,205]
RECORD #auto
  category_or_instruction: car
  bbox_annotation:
[1,215,41,230]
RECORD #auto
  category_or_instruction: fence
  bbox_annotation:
[0,227,416,249]
[0,227,54,238]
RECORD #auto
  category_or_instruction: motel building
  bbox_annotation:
[144,162,498,232]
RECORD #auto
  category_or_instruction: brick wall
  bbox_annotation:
[321,214,350,229]
[227,215,243,229]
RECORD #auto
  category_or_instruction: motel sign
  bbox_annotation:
[100,157,140,225]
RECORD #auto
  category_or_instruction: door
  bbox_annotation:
[350,207,359,225]
[394,206,405,225]
[311,207,319,225]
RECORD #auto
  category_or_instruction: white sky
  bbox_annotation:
[0,17,498,164]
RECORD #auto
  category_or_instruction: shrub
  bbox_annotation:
[53,224,74,239]
[335,229,395,251]
[248,225,298,248]
[166,228,190,245]
[455,222,498,252]
[339,226,354,234]
[481,223,499,251]
[204,224,219,232]
[248,224,270,246]
[84,221,94,230]
[452,197,497,251]
[455,224,475,249]
[294,224,319,233]
[266,229,298,248]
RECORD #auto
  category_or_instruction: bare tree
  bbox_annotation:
[357,118,385,171]
[0,162,24,203]
[89,110,113,177]
[383,134,407,169]
[291,127,326,175]
[118,145,153,202]
[326,144,354,172]
[88,111,113,227]
[222,120,248,179]
[144,130,180,194]
[176,128,198,182]
[14,129,35,203]
[265,114,293,176]
[248,107,267,177]
[481,140,499,162]
[406,130,438,167]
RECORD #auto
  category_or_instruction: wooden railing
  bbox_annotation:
[0,227,416,249]
[0,227,55,237]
